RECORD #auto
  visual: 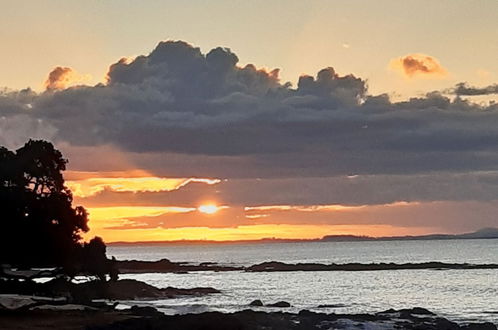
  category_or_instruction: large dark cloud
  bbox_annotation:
[2,40,498,179]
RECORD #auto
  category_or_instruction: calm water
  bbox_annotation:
[108,239,498,324]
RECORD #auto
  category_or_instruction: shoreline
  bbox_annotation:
[1,277,497,328]
[114,258,498,274]
[1,306,496,330]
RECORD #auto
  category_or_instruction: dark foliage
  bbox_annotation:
[0,140,116,280]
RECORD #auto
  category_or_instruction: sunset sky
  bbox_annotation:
[1,1,498,242]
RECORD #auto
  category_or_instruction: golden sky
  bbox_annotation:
[1,1,498,242]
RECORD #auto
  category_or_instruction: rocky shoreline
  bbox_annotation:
[115,258,498,274]
[0,278,220,304]
[1,278,496,329]
[88,308,498,330]
[1,306,495,330]
[2,261,497,329]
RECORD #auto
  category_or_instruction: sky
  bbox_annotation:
[1,1,498,242]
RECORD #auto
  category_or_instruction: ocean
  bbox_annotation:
[108,239,498,324]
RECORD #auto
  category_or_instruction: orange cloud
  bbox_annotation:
[45,66,91,90]
[85,206,196,232]
[66,171,221,197]
[390,54,447,78]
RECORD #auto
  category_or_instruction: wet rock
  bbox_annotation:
[246,261,498,272]
[406,307,436,315]
[117,259,242,273]
[317,304,347,308]
[461,323,497,330]
[129,305,162,317]
[249,299,263,306]
[0,278,220,303]
[30,307,497,330]
[434,317,460,329]
[266,301,291,308]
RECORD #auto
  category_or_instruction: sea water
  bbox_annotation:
[108,239,498,324]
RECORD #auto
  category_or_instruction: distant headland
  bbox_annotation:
[109,227,498,245]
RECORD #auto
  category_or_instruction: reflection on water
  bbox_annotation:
[120,269,498,323]
[109,239,498,324]
[109,239,498,265]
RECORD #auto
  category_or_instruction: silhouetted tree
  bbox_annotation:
[0,140,114,280]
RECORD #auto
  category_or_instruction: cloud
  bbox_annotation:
[1,40,498,181]
[44,66,91,90]
[0,115,57,149]
[66,172,220,197]
[90,199,498,234]
[390,53,447,78]
[452,82,498,96]
[74,170,498,212]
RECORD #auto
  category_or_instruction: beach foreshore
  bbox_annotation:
[0,306,496,330]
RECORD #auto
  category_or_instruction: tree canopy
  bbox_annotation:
[0,140,113,279]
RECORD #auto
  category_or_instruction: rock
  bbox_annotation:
[249,299,263,306]
[246,261,498,272]
[12,307,497,330]
[434,317,460,330]
[0,295,37,310]
[408,307,436,315]
[0,278,220,303]
[116,259,242,274]
[317,304,347,308]
[379,308,397,314]
[129,305,162,317]
[266,301,291,308]
[461,323,498,330]
[32,304,98,311]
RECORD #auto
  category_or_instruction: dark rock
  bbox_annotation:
[245,261,498,272]
[129,305,162,317]
[249,299,263,306]
[317,304,347,308]
[434,317,460,330]
[461,323,498,330]
[266,301,291,308]
[0,278,219,303]
[117,259,242,274]
[88,311,244,330]
[73,308,498,330]
[408,307,437,315]
[379,308,397,314]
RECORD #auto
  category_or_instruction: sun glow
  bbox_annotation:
[198,204,219,214]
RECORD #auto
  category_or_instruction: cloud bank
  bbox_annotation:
[1,40,498,203]
[3,40,498,236]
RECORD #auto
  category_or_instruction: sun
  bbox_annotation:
[198,204,219,214]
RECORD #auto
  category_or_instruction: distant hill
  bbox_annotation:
[109,228,498,245]
[320,227,498,242]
